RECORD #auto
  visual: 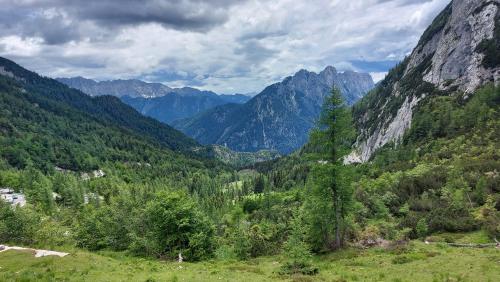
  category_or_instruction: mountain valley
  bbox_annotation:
[0,1,499,281]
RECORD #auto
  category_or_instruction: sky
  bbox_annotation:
[0,0,450,94]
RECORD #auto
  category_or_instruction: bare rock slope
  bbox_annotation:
[348,0,500,163]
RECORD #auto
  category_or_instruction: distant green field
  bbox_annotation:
[1,238,499,282]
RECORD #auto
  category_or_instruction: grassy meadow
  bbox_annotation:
[1,233,499,282]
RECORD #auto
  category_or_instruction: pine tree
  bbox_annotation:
[304,87,356,250]
[280,211,317,275]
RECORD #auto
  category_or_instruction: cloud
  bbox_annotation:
[370,72,388,83]
[235,39,279,67]
[0,0,451,94]
[67,0,243,31]
[0,0,245,44]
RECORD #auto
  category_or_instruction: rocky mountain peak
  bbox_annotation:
[321,65,338,75]
[175,66,374,154]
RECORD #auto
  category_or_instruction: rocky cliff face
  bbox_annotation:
[347,0,500,163]
[175,66,374,154]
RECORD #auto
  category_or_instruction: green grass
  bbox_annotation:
[1,239,499,281]
[426,231,493,244]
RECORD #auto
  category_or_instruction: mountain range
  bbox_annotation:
[56,76,174,98]
[120,92,250,124]
[57,77,251,124]
[174,66,374,154]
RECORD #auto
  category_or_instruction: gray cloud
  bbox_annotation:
[238,30,288,41]
[68,0,243,31]
[0,0,451,93]
[0,0,245,44]
[235,40,279,66]
[0,4,76,45]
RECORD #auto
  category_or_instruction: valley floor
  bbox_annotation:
[0,235,499,282]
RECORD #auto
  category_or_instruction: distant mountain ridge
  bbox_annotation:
[121,93,250,124]
[57,77,251,124]
[174,66,374,154]
[0,57,280,169]
[57,76,173,98]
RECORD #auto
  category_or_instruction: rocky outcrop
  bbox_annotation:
[418,0,500,93]
[346,95,422,163]
[348,0,500,163]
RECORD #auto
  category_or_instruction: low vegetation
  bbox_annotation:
[1,236,498,281]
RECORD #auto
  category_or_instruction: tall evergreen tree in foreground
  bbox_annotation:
[304,87,356,250]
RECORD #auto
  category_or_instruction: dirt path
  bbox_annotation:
[0,245,69,257]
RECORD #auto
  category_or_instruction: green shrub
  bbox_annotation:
[391,255,413,264]
[0,201,40,244]
[416,218,429,238]
[132,191,215,261]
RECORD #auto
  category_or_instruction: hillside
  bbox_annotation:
[175,66,374,154]
[0,57,206,172]
[2,238,499,281]
[252,0,500,252]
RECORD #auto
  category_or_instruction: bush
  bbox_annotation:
[474,196,500,238]
[132,191,215,261]
[0,201,40,244]
[35,219,73,248]
[214,244,237,261]
[279,261,319,276]
[232,229,251,260]
[415,218,428,238]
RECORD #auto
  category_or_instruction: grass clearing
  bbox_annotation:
[0,240,498,281]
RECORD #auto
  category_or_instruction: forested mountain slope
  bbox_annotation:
[175,66,374,154]
[249,0,500,250]
[0,57,207,171]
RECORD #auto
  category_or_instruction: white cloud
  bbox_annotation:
[370,72,388,83]
[0,0,451,93]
